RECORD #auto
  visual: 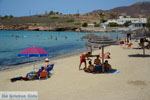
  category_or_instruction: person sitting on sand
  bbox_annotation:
[79,52,92,70]
[43,58,50,68]
[84,61,95,73]
[103,60,112,72]
[94,55,103,73]
[94,55,101,65]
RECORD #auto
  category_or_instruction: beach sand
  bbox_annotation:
[0,41,150,100]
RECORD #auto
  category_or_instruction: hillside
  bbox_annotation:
[90,1,150,18]
[0,1,150,31]
[110,2,150,17]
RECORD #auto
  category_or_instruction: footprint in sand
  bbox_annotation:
[127,80,147,86]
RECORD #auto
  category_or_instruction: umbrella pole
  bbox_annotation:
[102,46,104,63]
[102,46,104,72]
[142,43,145,55]
[143,47,145,55]
[90,46,92,54]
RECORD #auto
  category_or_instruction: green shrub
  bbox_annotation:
[124,21,131,27]
[49,16,59,19]
[82,22,88,27]
[146,17,150,28]
[108,22,118,27]
[93,22,100,27]
[66,19,74,23]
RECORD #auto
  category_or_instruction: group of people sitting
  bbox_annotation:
[79,52,112,73]
[11,58,54,82]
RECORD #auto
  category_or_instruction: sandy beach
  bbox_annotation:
[0,40,150,100]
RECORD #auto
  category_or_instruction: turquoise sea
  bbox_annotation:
[0,30,124,70]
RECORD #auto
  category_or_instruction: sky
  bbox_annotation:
[0,0,149,17]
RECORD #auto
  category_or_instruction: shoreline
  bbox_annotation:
[0,27,126,33]
[0,48,87,72]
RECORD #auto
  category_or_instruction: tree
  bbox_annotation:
[124,21,132,27]
[82,22,88,27]
[9,15,14,18]
[108,22,119,27]
[146,17,150,29]
[93,22,100,27]
[100,19,107,23]
[49,11,54,15]
[1,15,14,19]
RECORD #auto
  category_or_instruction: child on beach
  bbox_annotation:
[84,61,95,73]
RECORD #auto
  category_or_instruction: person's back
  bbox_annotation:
[103,60,112,72]
[88,63,94,72]
[84,61,94,73]
[94,55,101,65]
[80,54,86,61]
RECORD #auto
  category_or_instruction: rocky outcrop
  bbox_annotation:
[0,24,79,31]
[0,24,28,30]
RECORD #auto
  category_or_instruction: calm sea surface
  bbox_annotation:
[0,30,124,70]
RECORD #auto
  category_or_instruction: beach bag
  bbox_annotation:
[39,70,48,79]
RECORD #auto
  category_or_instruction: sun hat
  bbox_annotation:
[45,58,49,62]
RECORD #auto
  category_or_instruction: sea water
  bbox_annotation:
[0,30,124,70]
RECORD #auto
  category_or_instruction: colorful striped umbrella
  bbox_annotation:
[18,47,48,57]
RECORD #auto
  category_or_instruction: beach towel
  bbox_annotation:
[106,69,120,74]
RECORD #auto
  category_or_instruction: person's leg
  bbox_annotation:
[79,62,82,70]
[84,61,87,69]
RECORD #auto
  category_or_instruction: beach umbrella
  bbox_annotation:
[132,28,150,55]
[87,35,117,63]
[18,47,48,57]
[18,46,48,70]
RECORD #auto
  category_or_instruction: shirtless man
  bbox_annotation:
[79,52,91,70]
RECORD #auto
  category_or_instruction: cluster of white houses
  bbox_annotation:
[101,16,147,29]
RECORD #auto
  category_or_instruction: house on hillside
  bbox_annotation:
[102,16,147,30]
[87,23,95,27]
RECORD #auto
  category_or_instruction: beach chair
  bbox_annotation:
[46,64,54,77]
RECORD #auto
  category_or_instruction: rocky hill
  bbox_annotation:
[90,1,150,18]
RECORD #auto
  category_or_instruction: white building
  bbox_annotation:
[103,16,147,27]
